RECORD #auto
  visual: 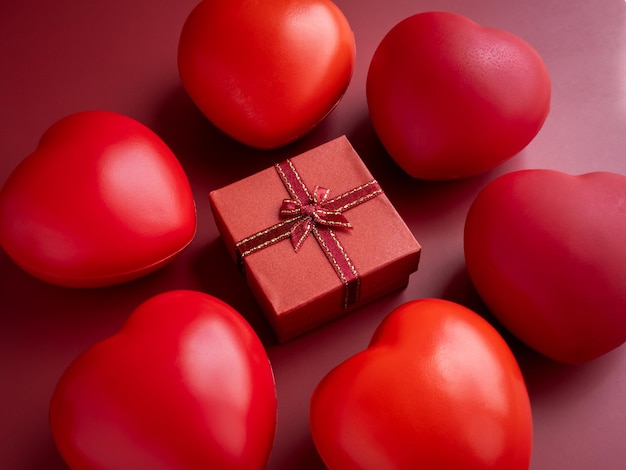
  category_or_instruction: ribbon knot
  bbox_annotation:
[279,186,351,252]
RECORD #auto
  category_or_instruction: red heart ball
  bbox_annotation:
[465,170,626,363]
[50,290,277,470]
[177,0,355,149]
[366,11,551,180]
[310,298,532,470]
[0,111,196,287]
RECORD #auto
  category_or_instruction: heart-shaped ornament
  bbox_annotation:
[464,170,626,363]
[310,298,532,470]
[50,290,277,470]
[177,0,355,149]
[0,111,196,287]
[366,11,551,180]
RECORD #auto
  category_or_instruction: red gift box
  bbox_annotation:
[209,136,421,341]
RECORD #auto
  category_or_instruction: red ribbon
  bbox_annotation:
[235,159,383,308]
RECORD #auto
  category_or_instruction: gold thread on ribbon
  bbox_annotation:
[236,217,301,258]
[328,182,383,212]
[312,225,361,308]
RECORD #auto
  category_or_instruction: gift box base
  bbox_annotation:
[270,272,414,342]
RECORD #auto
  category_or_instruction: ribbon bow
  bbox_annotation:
[279,186,351,251]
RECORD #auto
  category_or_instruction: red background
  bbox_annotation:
[1,0,625,468]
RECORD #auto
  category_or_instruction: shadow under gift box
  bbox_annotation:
[209,136,421,342]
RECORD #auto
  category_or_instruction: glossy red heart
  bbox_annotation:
[177,0,355,149]
[0,110,196,287]
[367,11,551,180]
[310,298,532,470]
[50,290,277,470]
[464,170,626,363]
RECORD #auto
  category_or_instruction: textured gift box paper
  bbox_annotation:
[210,136,421,341]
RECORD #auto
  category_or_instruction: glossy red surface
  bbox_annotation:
[49,290,276,470]
[311,299,532,469]
[0,111,196,287]
[178,0,355,149]
[1,1,625,469]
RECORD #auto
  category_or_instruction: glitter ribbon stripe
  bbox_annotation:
[235,159,383,308]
